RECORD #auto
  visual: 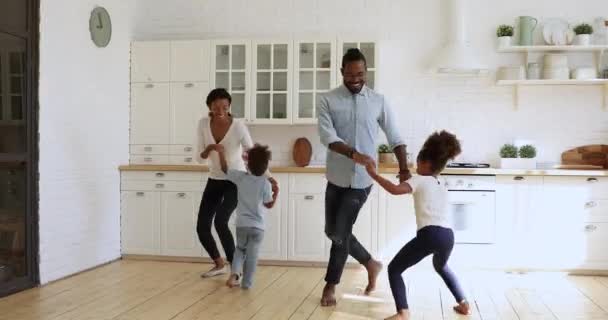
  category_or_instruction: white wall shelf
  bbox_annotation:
[497,80,608,110]
[498,45,608,53]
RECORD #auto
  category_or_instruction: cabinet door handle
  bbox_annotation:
[184,83,194,88]
[155,183,165,189]
[136,192,145,197]
[177,192,186,198]
[184,146,193,152]
[585,224,598,232]
[155,172,165,177]
[587,177,599,183]
[143,157,153,162]
[145,84,154,89]
[144,146,153,152]
[514,176,525,181]
[184,157,193,163]
[304,195,314,200]
[585,201,597,209]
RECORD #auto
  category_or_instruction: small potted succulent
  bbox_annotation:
[377,144,395,164]
[497,25,514,48]
[573,23,594,46]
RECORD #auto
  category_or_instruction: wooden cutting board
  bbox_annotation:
[553,164,604,170]
[561,145,608,169]
[292,137,313,167]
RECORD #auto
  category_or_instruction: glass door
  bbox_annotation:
[251,41,291,124]
[211,41,250,120]
[0,0,39,297]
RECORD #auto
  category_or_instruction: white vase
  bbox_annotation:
[574,34,591,46]
[500,158,537,169]
[498,36,512,48]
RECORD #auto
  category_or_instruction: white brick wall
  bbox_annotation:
[38,0,133,283]
[134,0,608,167]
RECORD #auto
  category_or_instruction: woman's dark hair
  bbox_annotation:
[342,48,367,69]
[247,144,272,176]
[417,131,462,174]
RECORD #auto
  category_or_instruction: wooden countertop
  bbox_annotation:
[118,164,608,177]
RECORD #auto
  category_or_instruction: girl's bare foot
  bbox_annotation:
[225,273,240,288]
[320,283,337,307]
[364,259,383,295]
[385,309,409,320]
[453,300,471,315]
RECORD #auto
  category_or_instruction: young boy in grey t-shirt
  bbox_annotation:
[219,144,278,289]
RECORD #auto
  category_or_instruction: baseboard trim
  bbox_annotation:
[121,255,361,268]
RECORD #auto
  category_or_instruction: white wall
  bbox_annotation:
[134,0,608,167]
[38,0,133,283]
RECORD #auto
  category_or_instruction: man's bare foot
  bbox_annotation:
[225,273,240,288]
[364,259,383,295]
[385,309,409,320]
[453,300,471,315]
[320,283,337,307]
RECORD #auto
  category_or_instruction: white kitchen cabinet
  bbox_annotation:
[121,191,161,255]
[160,191,204,257]
[337,41,377,89]
[377,176,417,261]
[495,175,543,268]
[170,82,209,146]
[170,40,210,82]
[288,193,327,261]
[131,41,170,83]
[259,174,288,260]
[293,40,337,124]
[211,40,251,120]
[130,83,171,145]
[251,41,292,124]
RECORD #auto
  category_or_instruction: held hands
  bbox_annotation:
[365,161,377,177]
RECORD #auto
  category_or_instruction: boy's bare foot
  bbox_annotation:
[453,300,471,315]
[364,259,383,295]
[385,309,409,320]
[320,283,337,307]
[226,273,240,288]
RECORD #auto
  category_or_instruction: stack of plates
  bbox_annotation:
[543,54,569,80]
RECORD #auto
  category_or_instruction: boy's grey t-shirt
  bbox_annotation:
[227,169,273,230]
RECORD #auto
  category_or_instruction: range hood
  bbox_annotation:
[430,0,487,75]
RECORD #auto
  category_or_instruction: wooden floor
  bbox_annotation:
[1,260,608,320]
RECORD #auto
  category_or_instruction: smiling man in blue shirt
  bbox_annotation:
[317,48,410,307]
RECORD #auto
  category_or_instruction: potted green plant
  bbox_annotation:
[499,144,519,169]
[497,25,514,48]
[518,144,537,169]
[377,144,394,164]
[573,23,593,46]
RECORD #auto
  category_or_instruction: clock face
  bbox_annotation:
[89,7,112,47]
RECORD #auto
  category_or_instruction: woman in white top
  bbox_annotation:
[366,131,470,320]
[196,88,255,278]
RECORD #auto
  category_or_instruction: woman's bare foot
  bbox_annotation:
[320,283,337,307]
[225,273,240,288]
[453,300,471,315]
[201,259,227,278]
[385,309,409,320]
[364,259,383,295]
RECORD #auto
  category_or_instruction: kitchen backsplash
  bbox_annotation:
[250,74,608,168]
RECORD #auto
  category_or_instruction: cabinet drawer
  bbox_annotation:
[289,174,327,194]
[130,155,170,165]
[130,145,170,155]
[121,180,204,192]
[170,155,196,165]
[583,199,608,222]
[544,176,608,198]
[582,223,608,262]
[170,145,195,155]
[122,171,203,181]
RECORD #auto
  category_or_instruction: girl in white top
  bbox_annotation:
[195,88,254,278]
[366,131,470,320]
